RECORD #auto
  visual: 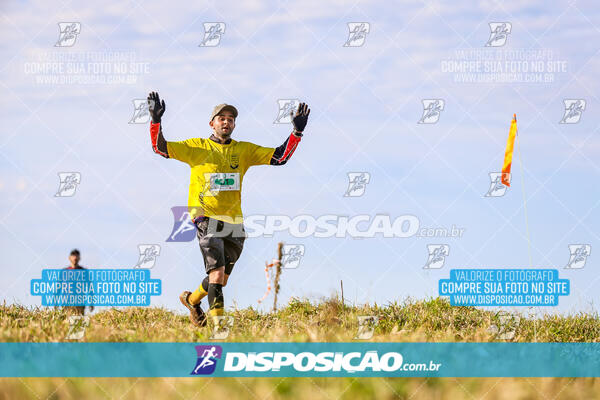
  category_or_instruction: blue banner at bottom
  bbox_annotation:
[0,343,598,377]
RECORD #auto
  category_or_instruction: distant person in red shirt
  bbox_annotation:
[63,249,93,315]
[66,248,84,270]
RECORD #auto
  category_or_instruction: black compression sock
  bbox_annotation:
[207,283,224,317]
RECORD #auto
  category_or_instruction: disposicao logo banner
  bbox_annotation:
[0,343,599,377]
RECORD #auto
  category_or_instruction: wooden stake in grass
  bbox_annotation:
[340,280,345,310]
[258,242,284,312]
[273,242,283,312]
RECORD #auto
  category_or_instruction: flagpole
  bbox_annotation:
[515,123,533,268]
[515,121,537,341]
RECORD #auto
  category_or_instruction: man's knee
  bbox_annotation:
[209,267,225,284]
[222,273,230,287]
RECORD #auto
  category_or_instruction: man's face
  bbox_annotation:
[69,254,80,266]
[209,111,236,138]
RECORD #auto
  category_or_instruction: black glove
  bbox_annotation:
[291,102,310,133]
[147,91,166,123]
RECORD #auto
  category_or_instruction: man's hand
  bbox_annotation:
[147,91,166,123]
[291,102,310,134]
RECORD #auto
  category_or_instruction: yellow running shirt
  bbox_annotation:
[167,137,275,224]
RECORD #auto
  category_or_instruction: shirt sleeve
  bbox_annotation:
[150,122,169,158]
[166,139,197,165]
[270,132,302,166]
[246,143,276,166]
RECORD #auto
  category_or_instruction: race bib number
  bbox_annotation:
[207,173,240,192]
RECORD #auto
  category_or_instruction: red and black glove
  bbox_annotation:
[291,102,310,136]
[271,102,311,165]
[148,91,166,123]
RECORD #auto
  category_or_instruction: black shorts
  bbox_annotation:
[194,216,246,275]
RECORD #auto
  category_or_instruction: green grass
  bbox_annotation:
[1,296,598,342]
[2,376,600,400]
[1,297,599,399]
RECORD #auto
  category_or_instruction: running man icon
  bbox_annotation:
[191,345,222,375]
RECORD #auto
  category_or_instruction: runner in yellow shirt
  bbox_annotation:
[147,92,310,326]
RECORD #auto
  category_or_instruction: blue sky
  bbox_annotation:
[1,0,599,316]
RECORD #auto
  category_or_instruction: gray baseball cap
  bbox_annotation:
[210,103,238,121]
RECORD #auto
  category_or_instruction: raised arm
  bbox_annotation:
[270,102,310,166]
[148,91,169,158]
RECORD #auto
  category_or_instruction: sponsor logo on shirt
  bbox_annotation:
[208,173,240,192]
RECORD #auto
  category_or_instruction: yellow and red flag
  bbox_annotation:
[501,114,517,187]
